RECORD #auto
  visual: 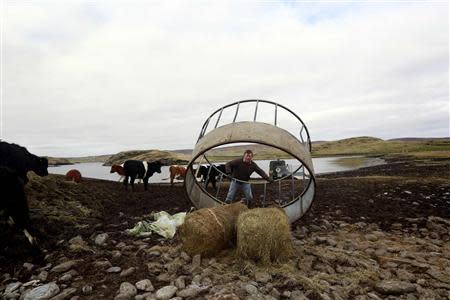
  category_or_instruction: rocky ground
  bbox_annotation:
[0,156,449,300]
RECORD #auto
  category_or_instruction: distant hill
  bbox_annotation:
[103,149,190,166]
[49,136,450,166]
[312,136,450,157]
[47,154,112,166]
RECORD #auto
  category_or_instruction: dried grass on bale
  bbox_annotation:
[178,202,248,257]
[236,207,294,264]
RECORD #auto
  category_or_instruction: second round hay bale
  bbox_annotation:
[179,202,248,257]
[236,207,294,264]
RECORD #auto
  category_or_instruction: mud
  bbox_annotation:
[0,156,449,299]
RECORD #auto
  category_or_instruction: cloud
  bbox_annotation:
[2,0,448,156]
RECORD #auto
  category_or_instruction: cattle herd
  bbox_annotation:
[0,140,230,256]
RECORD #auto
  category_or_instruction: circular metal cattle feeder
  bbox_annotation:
[184,100,316,223]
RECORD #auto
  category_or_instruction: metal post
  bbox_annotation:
[263,182,267,207]
[253,100,259,121]
[274,104,278,126]
[233,102,240,123]
[205,164,213,188]
[291,167,295,201]
[214,108,224,128]
[278,179,281,205]
[216,173,223,198]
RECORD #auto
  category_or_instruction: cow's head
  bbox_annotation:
[110,164,122,174]
[29,156,49,177]
[151,161,163,174]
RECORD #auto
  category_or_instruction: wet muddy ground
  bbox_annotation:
[1,156,449,299]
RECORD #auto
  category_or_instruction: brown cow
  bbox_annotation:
[66,169,82,183]
[110,164,125,182]
[169,165,186,185]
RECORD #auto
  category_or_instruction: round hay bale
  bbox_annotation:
[179,202,248,257]
[236,207,293,264]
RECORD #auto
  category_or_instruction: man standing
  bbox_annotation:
[225,150,273,207]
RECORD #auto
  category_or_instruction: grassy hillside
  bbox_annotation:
[49,137,450,166]
[47,154,112,166]
[103,149,190,166]
[312,136,450,157]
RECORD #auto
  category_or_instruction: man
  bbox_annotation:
[225,149,273,207]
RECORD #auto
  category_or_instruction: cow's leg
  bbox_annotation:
[130,176,136,191]
[212,178,217,190]
[144,178,149,191]
[170,174,174,185]
[123,176,129,190]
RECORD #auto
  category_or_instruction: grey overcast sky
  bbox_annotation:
[0,0,448,157]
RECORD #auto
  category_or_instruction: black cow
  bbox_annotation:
[197,164,226,190]
[123,160,162,191]
[0,166,38,246]
[0,141,48,184]
[0,141,48,251]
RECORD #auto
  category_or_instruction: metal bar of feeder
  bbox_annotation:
[291,167,295,201]
[274,103,278,126]
[278,179,281,204]
[214,107,224,129]
[300,126,305,144]
[233,102,240,123]
[253,100,259,121]
[205,163,213,188]
[216,173,223,198]
[263,182,267,207]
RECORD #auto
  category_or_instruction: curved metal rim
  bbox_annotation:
[183,139,316,209]
[198,99,312,151]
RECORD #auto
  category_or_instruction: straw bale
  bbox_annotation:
[179,202,248,256]
[236,207,293,264]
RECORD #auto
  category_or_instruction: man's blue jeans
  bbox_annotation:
[225,180,253,206]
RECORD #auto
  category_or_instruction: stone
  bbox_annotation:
[254,272,272,284]
[426,268,450,283]
[155,285,177,300]
[38,271,49,282]
[107,267,122,273]
[22,282,60,300]
[111,251,122,259]
[374,280,416,295]
[191,275,202,285]
[174,277,186,289]
[51,261,78,273]
[58,273,72,282]
[290,290,307,300]
[156,273,171,282]
[396,269,415,282]
[120,267,136,277]
[94,233,109,246]
[82,285,93,294]
[180,252,190,261]
[245,284,258,295]
[191,254,201,270]
[50,288,77,300]
[119,282,137,297]
[136,279,154,292]
[23,263,34,272]
[212,293,240,300]
[365,234,378,242]
[176,285,203,298]
[5,282,22,294]
[93,260,112,269]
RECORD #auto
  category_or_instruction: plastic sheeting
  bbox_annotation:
[127,211,186,238]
